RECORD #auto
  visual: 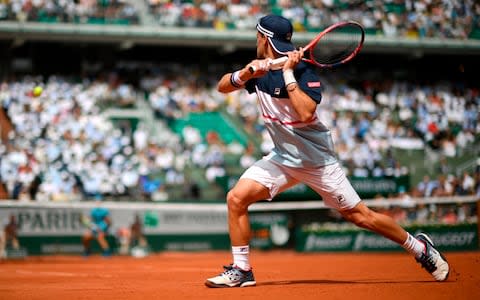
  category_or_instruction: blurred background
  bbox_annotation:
[0,0,479,258]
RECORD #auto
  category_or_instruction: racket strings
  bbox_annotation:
[311,26,363,66]
[312,46,356,64]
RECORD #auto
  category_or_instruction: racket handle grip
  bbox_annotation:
[249,56,288,73]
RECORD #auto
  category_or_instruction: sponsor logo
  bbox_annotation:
[307,81,321,88]
[415,231,476,247]
[335,194,346,204]
[304,234,352,251]
[165,242,212,251]
[353,232,397,250]
[302,228,478,252]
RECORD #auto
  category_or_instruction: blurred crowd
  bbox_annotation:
[0,66,479,208]
[169,71,478,180]
[147,0,480,39]
[1,0,480,40]
[0,0,139,24]
[372,166,480,225]
[0,75,150,202]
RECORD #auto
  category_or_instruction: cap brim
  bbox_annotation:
[268,37,295,55]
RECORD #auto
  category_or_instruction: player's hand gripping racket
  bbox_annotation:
[249,21,365,73]
[81,214,97,231]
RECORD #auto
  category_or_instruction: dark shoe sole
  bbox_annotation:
[204,280,256,288]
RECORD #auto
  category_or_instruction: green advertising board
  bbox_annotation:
[1,200,477,256]
[16,234,232,255]
[296,223,478,252]
[0,202,232,255]
[250,212,291,249]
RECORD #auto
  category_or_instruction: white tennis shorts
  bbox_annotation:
[240,158,361,210]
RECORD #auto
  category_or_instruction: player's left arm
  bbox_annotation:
[217,59,270,94]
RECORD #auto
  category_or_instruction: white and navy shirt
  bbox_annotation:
[245,62,337,168]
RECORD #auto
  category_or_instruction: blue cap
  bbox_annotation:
[256,15,295,55]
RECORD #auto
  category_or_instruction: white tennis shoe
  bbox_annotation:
[205,264,256,288]
[415,233,450,281]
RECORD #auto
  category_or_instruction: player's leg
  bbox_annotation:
[298,162,449,281]
[227,178,270,247]
[205,159,298,288]
[339,203,449,281]
[82,230,94,256]
[96,231,111,256]
[205,179,268,288]
[340,202,408,243]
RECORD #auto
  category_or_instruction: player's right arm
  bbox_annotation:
[217,60,269,93]
[283,49,318,123]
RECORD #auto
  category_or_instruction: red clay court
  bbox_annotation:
[0,250,478,300]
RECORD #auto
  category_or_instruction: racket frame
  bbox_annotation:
[303,20,365,68]
[249,20,365,73]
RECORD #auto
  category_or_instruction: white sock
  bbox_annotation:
[402,233,425,258]
[232,245,250,271]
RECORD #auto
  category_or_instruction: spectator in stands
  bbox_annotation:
[133,123,149,152]
[456,203,470,223]
[412,175,436,197]
[441,207,458,225]
[3,0,480,43]
[146,0,479,40]
[182,125,202,150]
[1,76,175,202]
[415,203,431,224]
[396,186,415,208]
[5,0,139,24]
[1,51,478,204]
[432,174,454,197]
[461,171,476,195]
[239,142,257,169]
[140,175,164,201]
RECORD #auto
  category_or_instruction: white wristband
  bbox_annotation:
[283,69,296,86]
[231,70,246,87]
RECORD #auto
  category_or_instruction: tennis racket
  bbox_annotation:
[80,214,97,231]
[249,20,365,73]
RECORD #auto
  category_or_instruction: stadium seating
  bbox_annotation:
[171,111,248,147]
[1,0,139,25]
[0,0,479,204]
[1,0,479,40]
[1,67,478,203]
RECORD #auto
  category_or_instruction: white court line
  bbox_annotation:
[15,270,112,278]
[15,268,216,276]
[16,270,82,277]
[138,267,219,272]
[171,267,219,272]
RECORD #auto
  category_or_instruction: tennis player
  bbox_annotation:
[205,14,449,288]
[82,199,112,256]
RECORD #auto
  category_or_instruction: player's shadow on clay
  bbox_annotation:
[258,279,435,286]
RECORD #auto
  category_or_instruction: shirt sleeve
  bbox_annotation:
[295,63,322,104]
[245,78,257,94]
